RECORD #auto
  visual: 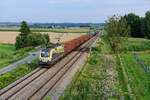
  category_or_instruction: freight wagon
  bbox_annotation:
[39,31,98,66]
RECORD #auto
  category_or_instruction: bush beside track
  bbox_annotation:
[0,59,39,89]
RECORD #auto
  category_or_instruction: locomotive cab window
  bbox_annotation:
[41,51,50,57]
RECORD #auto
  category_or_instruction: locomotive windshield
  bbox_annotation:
[41,51,50,57]
[40,44,61,57]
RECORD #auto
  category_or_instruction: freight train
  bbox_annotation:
[39,30,99,66]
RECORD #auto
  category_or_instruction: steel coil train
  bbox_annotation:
[39,30,99,66]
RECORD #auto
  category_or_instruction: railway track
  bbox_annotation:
[0,32,100,100]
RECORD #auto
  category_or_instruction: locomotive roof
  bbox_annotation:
[42,43,61,52]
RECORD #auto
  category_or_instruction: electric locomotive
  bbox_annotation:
[39,43,65,65]
[39,30,99,66]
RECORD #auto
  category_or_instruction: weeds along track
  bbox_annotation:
[0,34,98,100]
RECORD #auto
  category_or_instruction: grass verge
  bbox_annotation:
[59,34,120,100]
[0,44,36,69]
[0,59,39,89]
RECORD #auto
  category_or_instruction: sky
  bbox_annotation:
[0,0,150,23]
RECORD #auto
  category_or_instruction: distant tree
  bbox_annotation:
[15,35,24,49]
[43,34,50,46]
[119,16,131,37]
[124,13,142,37]
[15,21,31,49]
[105,15,130,53]
[15,21,50,49]
[27,33,47,47]
[141,17,148,38]
[19,21,31,44]
[145,11,150,39]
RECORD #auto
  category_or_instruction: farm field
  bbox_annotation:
[0,45,15,68]
[117,37,150,99]
[0,27,92,33]
[0,31,84,44]
[120,53,150,100]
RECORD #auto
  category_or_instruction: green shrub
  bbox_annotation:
[13,49,25,55]
[27,33,49,47]
[0,59,39,89]
[88,57,97,65]
[15,21,50,49]
[0,52,13,59]
[43,97,52,100]
[15,35,25,50]
[43,34,50,45]
[28,59,39,70]
[0,65,31,89]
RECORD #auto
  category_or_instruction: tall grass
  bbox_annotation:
[121,54,150,100]
[119,38,150,52]
[115,55,131,99]
[138,53,150,67]
[0,59,39,89]
[0,45,33,69]
[100,31,113,54]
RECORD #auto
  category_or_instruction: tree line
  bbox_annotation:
[105,11,150,53]
[15,21,50,49]
[124,11,150,38]
[105,15,130,53]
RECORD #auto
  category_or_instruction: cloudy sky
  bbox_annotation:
[0,0,150,23]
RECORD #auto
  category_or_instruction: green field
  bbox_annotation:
[116,37,150,99]
[120,54,150,100]
[0,27,95,33]
[119,38,150,52]
[137,53,150,67]
[0,59,39,89]
[0,44,32,69]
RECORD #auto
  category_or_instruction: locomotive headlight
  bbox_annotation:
[42,59,49,62]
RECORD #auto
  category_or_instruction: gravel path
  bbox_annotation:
[0,51,40,75]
